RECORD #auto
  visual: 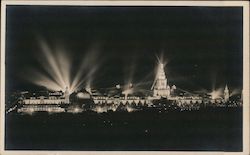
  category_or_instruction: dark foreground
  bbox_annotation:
[5,107,242,151]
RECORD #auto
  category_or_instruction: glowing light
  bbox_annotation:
[23,38,100,94]
[126,106,135,112]
[123,59,136,92]
[47,108,52,113]
[95,106,107,113]
[24,108,35,115]
[85,85,92,94]
[76,92,90,99]
[111,107,117,112]
[70,46,100,92]
[68,107,83,114]
[209,88,223,100]
[122,88,133,100]
[122,82,134,100]
[29,108,34,113]
[74,108,80,113]
[230,88,241,97]
[116,84,121,89]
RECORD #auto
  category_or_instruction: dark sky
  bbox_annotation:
[5,5,243,92]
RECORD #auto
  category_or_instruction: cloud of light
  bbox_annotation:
[123,58,136,89]
[151,54,168,90]
[230,88,242,97]
[209,88,223,100]
[70,46,100,92]
[23,38,100,94]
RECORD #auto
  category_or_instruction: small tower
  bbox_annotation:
[152,63,170,98]
[64,87,70,104]
[224,85,229,102]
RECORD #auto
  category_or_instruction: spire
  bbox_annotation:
[224,84,229,102]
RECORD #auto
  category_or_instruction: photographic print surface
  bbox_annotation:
[4,4,243,151]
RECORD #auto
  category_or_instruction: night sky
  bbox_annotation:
[5,5,243,92]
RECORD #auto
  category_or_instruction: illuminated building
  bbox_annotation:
[18,89,71,113]
[152,63,171,98]
[22,89,71,105]
[11,58,243,114]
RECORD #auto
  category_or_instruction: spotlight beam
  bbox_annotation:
[24,38,101,94]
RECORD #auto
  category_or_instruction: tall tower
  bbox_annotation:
[64,87,70,104]
[152,63,170,98]
[224,85,229,102]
